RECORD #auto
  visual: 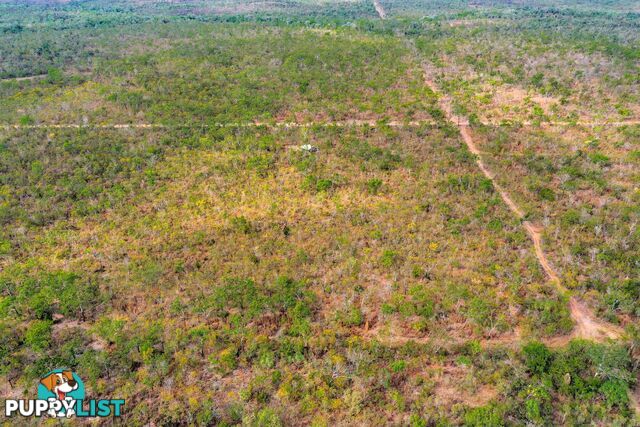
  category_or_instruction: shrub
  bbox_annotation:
[523,296,573,336]
[464,403,504,426]
[391,360,406,373]
[8,271,100,321]
[588,152,610,166]
[522,341,552,375]
[231,216,253,234]
[0,321,20,373]
[467,296,495,327]
[366,178,383,194]
[211,346,238,374]
[19,115,35,125]
[479,178,494,192]
[46,67,63,84]
[531,72,544,87]
[600,379,629,408]
[25,320,52,352]
[549,341,632,397]
[303,175,334,193]
[487,219,503,231]
[316,178,334,192]
[247,154,275,177]
[379,249,398,268]
[537,187,555,201]
[242,408,282,427]
[523,383,551,425]
[340,139,401,170]
[343,307,364,327]
[561,210,581,226]
[408,285,434,319]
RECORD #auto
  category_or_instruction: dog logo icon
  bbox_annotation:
[37,369,85,418]
[5,368,123,418]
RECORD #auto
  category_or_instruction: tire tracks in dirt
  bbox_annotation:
[410,45,623,343]
[369,0,623,341]
[371,2,635,412]
[4,120,638,131]
[373,0,386,19]
[0,120,432,130]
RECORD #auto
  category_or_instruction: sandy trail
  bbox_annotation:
[373,0,386,19]
[368,1,634,409]
[2,119,638,131]
[385,10,623,341]
[419,62,622,342]
[0,74,47,82]
[0,120,430,130]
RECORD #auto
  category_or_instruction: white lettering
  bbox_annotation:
[34,400,48,416]
[5,400,18,416]
[19,400,34,416]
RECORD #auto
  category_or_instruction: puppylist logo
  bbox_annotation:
[4,369,124,418]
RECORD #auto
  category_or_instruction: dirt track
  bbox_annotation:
[0,74,47,82]
[368,0,635,411]
[378,3,624,342]
[2,119,638,131]
[424,66,622,341]
[418,60,622,342]
[373,0,386,19]
[0,120,431,130]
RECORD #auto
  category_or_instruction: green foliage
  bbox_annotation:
[340,138,402,171]
[0,239,10,255]
[379,249,399,268]
[600,379,629,408]
[303,175,335,193]
[0,321,21,373]
[0,129,164,226]
[1,3,639,425]
[442,174,493,194]
[231,216,254,234]
[548,341,632,399]
[366,178,383,194]
[24,319,52,352]
[390,360,407,373]
[243,408,282,427]
[1,270,100,321]
[587,154,610,170]
[464,403,505,426]
[537,187,556,202]
[107,90,149,112]
[46,67,64,84]
[408,285,434,319]
[248,154,275,177]
[523,295,573,336]
[199,277,315,331]
[467,296,496,328]
[561,209,580,226]
[19,115,34,125]
[340,307,364,327]
[522,341,552,375]
[521,381,552,424]
[211,346,238,374]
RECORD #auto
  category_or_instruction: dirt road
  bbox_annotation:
[0,74,47,82]
[373,0,386,19]
[419,61,622,342]
[370,0,633,409]
[0,120,435,131]
[4,119,638,131]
